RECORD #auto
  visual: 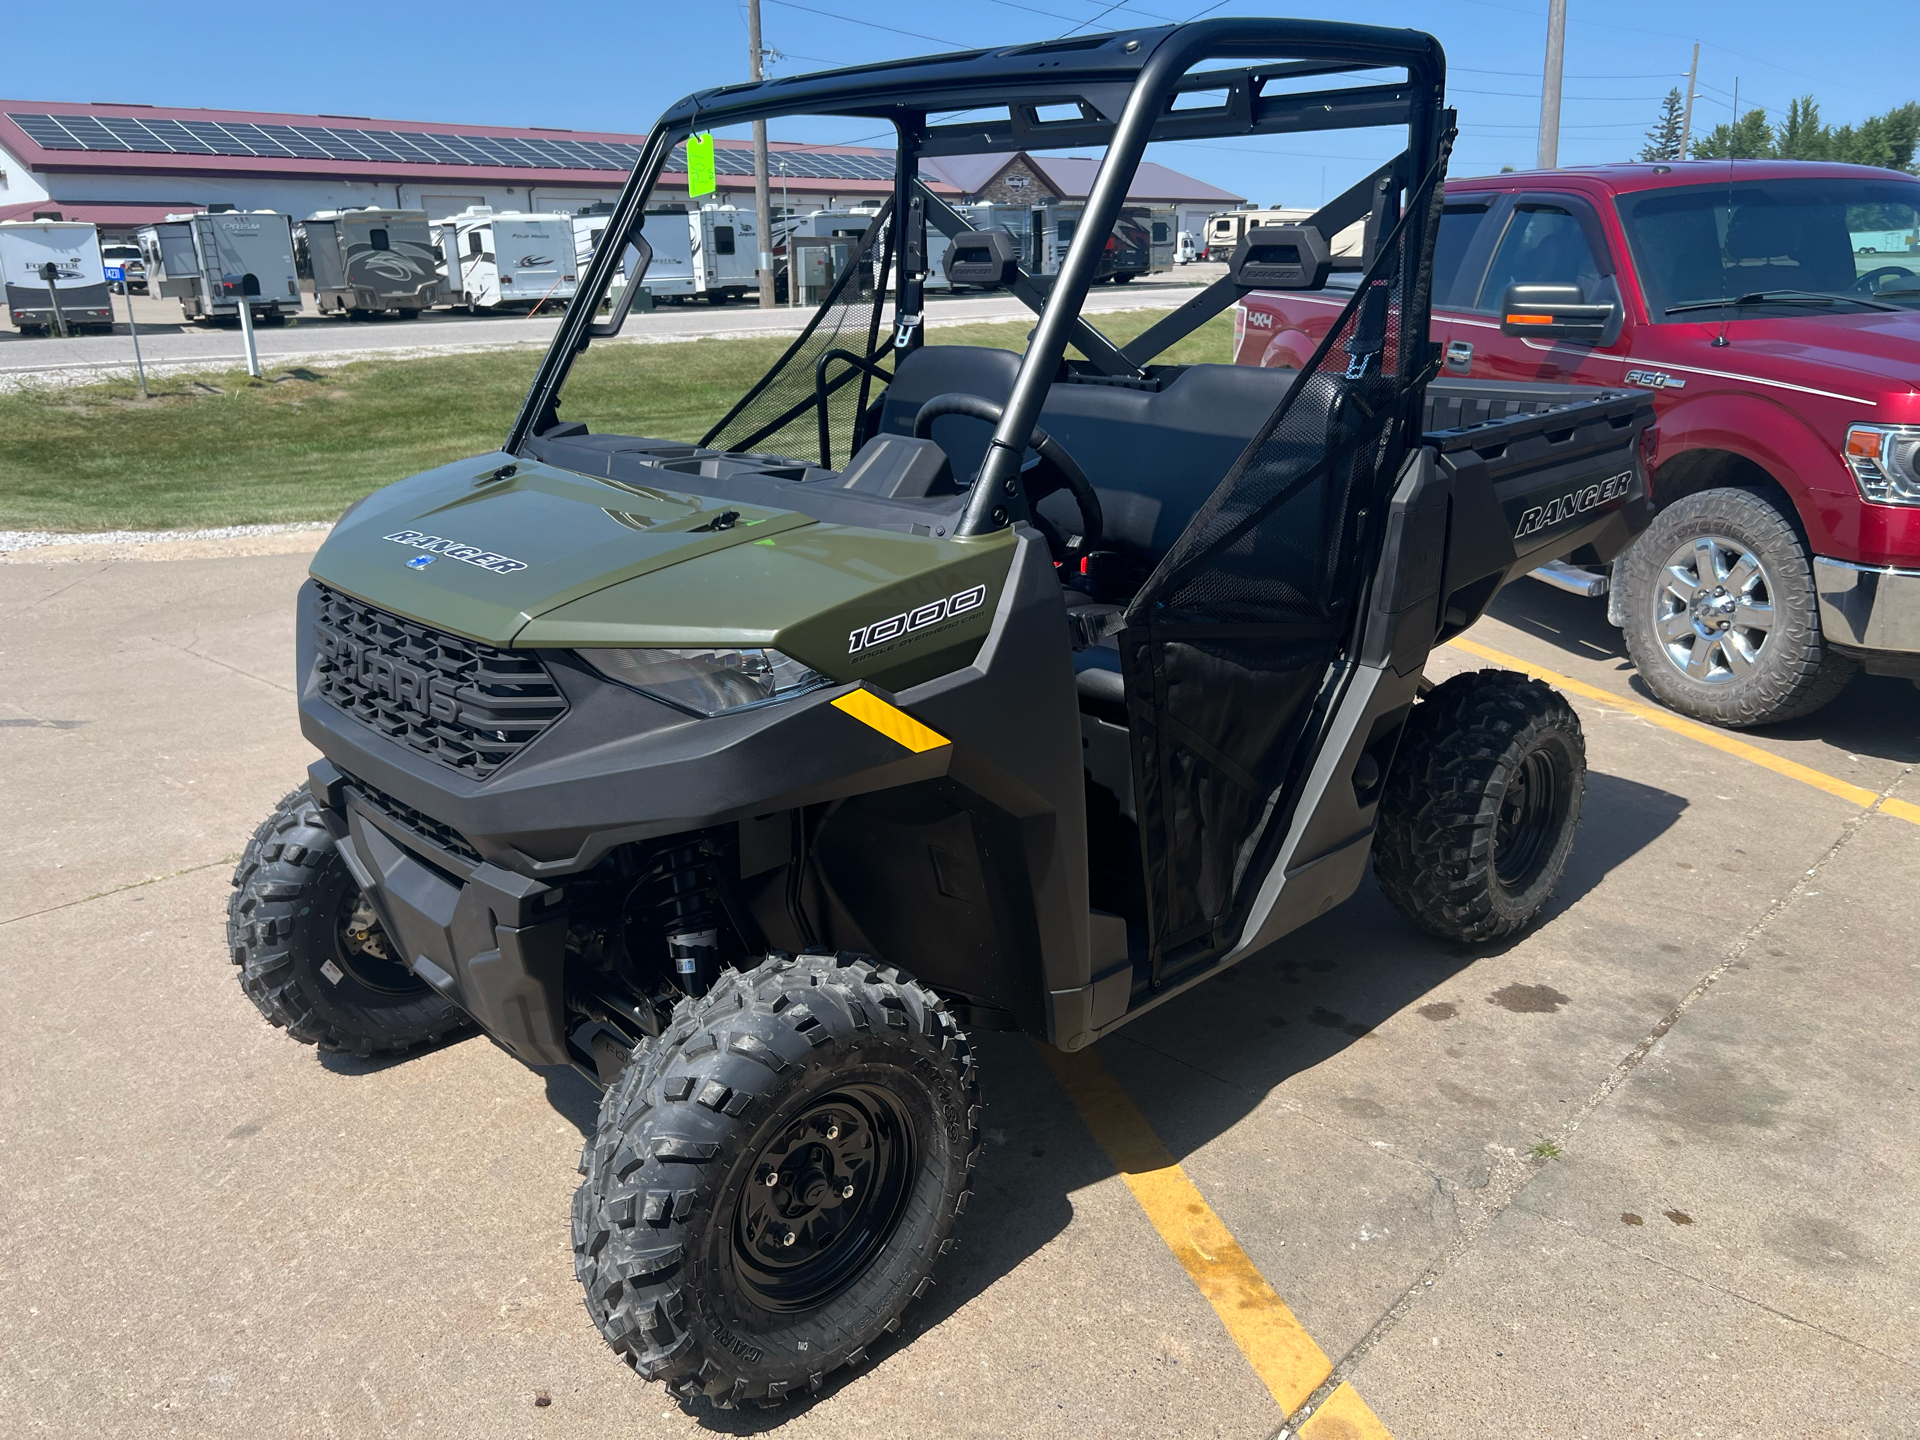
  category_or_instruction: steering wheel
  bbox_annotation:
[1853,265,1916,294]
[913,393,1104,562]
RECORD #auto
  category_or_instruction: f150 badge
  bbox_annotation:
[385,530,528,574]
[1513,471,1634,540]
[849,583,987,656]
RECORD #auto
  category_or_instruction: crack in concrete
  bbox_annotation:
[1267,798,1885,1438]
[1,857,234,928]
[1505,1199,1919,1373]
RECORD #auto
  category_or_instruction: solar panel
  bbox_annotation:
[4,110,897,180]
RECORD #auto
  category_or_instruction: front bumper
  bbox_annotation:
[1815,556,1920,657]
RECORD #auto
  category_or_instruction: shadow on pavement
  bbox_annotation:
[1486,580,1920,765]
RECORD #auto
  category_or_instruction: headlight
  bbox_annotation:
[580,646,833,717]
[1844,424,1920,505]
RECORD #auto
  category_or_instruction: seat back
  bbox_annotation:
[878,346,1310,564]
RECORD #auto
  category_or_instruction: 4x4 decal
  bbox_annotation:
[848,584,987,655]
[1513,471,1634,540]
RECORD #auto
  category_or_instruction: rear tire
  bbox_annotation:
[573,951,978,1406]
[227,785,471,1057]
[1374,670,1586,944]
[1620,487,1853,727]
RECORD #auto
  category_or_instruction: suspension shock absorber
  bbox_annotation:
[642,838,721,997]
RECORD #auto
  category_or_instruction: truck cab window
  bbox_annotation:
[1431,203,1491,308]
[1477,205,1604,307]
[713,225,736,255]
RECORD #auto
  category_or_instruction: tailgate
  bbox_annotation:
[1419,379,1654,636]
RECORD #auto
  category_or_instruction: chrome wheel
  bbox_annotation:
[1652,533,1775,685]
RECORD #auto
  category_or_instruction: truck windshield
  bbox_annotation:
[1617,177,1920,318]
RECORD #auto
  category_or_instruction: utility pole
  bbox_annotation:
[1537,0,1567,169]
[1678,42,1700,160]
[749,0,775,309]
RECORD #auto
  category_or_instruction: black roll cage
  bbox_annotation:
[505,17,1449,540]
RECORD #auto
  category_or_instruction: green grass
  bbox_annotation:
[0,310,1234,532]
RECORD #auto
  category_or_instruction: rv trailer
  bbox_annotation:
[0,220,115,335]
[300,208,442,318]
[138,210,301,323]
[437,208,577,312]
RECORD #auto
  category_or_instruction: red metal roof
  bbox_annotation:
[0,98,952,195]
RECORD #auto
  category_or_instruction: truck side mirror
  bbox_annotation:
[588,230,654,338]
[1499,282,1616,344]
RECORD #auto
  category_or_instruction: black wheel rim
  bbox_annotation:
[1493,745,1565,893]
[329,884,425,996]
[727,1083,917,1314]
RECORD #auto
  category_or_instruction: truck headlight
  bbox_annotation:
[1844,424,1920,505]
[580,646,833,717]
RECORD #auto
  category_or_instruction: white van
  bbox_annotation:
[0,220,116,334]
[437,208,577,312]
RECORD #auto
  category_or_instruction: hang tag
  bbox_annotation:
[687,132,716,198]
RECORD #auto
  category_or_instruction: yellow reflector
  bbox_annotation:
[831,690,949,753]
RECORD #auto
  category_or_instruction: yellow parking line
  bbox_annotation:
[1039,1044,1353,1419]
[1297,1380,1396,1439]
[1446,637,1918,827]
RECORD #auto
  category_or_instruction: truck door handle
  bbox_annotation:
[1445,340,1473,372]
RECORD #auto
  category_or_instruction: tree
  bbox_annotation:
[1694,109,1773,160]
[1773,96,1829,160]
[1640,88,1687,161]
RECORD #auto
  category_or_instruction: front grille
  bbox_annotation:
[314,585,568,780]
[339,768,483,865]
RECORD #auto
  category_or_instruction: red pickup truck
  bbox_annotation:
[1235,159,1920,727]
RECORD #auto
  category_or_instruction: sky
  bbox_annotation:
[12,0,1914,210]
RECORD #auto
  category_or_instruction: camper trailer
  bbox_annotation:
[623,205,760,305]
[1205,207,1366,263]
[300,208,441,318]
[0,220,115,335]
[437,208,577,312]
[138,210,301,323]
[1026,203,1154,283]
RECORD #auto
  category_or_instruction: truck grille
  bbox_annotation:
[313,585,568,780]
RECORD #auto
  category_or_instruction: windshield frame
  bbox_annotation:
[1613,174,1920,324]
[503,18,1450,532]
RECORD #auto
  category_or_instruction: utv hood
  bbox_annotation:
[311,453,816,647]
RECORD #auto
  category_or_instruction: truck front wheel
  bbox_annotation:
[227,786,471,1058]
[1620,488,1854,727]
[573,952,978,1405]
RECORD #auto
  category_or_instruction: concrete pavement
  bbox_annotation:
[0,540,1913,1438]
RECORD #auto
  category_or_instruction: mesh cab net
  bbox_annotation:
[702,200,896,468]
[1119,153,1450,981]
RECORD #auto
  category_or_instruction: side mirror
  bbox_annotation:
[1499,282,1616,343]
[1230,224,1331,290]
[588,231,654,338]
[945,229,1018,286]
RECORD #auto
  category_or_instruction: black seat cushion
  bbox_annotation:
[878,346,1305,566]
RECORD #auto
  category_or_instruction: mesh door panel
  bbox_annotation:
[1121,154,1449,976]
[702,202,895,468]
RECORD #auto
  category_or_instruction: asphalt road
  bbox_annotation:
[0,272,1222,387]
[1,539,1915,1438]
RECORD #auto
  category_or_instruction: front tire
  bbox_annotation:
[1374,670,1586,944]
[1619,488,1854,726]
[573,952,978,1406]
[227,786,471,1056]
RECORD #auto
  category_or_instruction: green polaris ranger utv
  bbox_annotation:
[227,17,1655,1405]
